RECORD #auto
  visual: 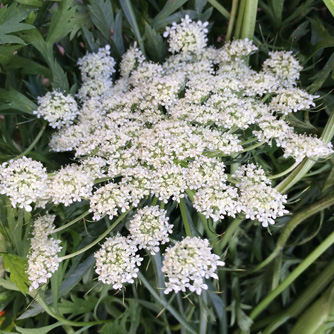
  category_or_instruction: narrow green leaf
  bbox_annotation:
[0,87,37,115]
[324,0,334,17]
[0,277,20,292]
[88,0,114,42]
[3,254,29,295]
[51,60,69,92]
[151,0,188,31]
[144,22,166,63]
[119,0,146,56]
[6,56,51,77]
[15,0,42,7]
[16,323,62,334]
[308,53,334,93]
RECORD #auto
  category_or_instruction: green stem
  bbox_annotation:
[220,216,244,250]
[260,261,334,334]
[240,141,263,153]
[152,196,158,206]
[36,293,108,327]
[207,0,230,19]
[53,210,90,234]
[59,211,129,260]
[138,272,197,334]
[276,107,334,193]
[199,291,208,334]
[250,230,334,320]
[250,195,334,273]
[240,0,259,40]
[268,161,300,180]
[226,0,239,41]
[179,198,192,237]
[234,0,246,39]
[15,122,47,159]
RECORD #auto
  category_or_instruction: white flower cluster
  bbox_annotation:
[34,91,79,129]
[163,15,209,54]
[27,215,62,290]
[128,206,172,254]
[263,51,303,87]
[94,234,142,289]
[162,237,225,295]
[0,157,48,211]
[48,164,95,206]
[77,45,116,100]
[233,164,289,227]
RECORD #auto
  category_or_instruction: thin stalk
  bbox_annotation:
[53,210,90,234]
[59,211,129,260]
[250,195,334,272]
[199,291,208,334]
[15,122,47,159]
[226,0,239,41]
[138,272,197,334]
[234,0,246,39]
[179,198,192,237]
[250,230,334,320]
[258,261,334,333]
[240,0,259,40]
[268,161,300,180]
[276,107,334,193]
[220,216,244,250]
[240,141,264,153]
[207,0,230,19]
[152,196,158,206]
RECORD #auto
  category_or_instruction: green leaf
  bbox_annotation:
[0,87,37,115]
[16,323,62,334]
[3,254,29,295]
[144,22,166,63]
[151,0,188,31]
[119,0,146,56]
[0,3,35,45]
[0,45,24,65]
[308,53,334,93]
[324,0,334,18]
[15,0,42,7]
[6,56,51,77]
[88,0,114,42]
[58,295,98,316]
[51,60,69,92]
[46,0,79,45]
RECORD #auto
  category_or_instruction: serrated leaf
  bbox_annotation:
[88,0,114,42]
[3,254,29,295]
[46,0,79,45]
[0,87,37,115]
[0,4,35,45]
[16,323,62,334]
[144,22,166,63]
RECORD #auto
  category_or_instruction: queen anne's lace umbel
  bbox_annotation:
[1,16,332,293]
[27,215,62,290]
[162,237,225,295]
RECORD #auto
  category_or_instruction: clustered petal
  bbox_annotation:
[27,215,62,290]
[162,237,225,295]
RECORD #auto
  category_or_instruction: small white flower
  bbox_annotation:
[129,206,172,254]
[27,215,62,290]
[163,15,209,54]
[34,91,79,129]
[94,234,143,289]
[162,237,224,295]
[0,156,49,211]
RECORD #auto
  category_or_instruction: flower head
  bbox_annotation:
[94,234,143,289]
[162,237,224,295]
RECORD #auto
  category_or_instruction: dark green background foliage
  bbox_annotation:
[0,0,334,333]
